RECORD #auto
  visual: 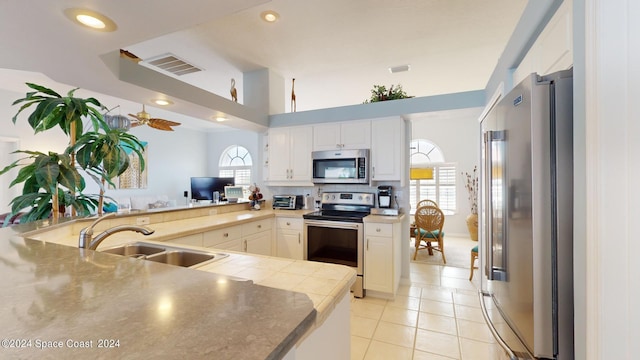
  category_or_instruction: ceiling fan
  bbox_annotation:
[128,104,181,131]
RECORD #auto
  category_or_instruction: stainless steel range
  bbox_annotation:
[303,191,374,298]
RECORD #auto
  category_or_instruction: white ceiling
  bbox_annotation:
[0,0,527,132]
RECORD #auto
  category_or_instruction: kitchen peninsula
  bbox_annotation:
[0,203,355,359]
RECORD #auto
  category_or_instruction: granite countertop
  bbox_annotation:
[364,213,406,224]
[0,237,315,359]
[0,208,356,359]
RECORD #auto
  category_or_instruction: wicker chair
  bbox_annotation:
[416,199,439,209]
[413,205,446,263]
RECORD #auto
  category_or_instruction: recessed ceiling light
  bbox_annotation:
[152,99,173,106]
[216,117,227,122]
[389,64,411,73]
[64,8,117,32]
[260,10,280,23]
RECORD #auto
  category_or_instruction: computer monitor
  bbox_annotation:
[190,177,234,201]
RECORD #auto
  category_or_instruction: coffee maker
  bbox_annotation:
[377,186,392,208]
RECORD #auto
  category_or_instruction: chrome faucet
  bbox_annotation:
[78,213,155,250]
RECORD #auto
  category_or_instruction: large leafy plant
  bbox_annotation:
[0,83,145,224]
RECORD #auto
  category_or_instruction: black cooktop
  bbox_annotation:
[303,210,370,223]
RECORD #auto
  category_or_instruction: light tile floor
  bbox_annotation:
[350,262,508,360]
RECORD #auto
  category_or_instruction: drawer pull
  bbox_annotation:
[286,222,291,226]
[376,228,381,232]
[257,224,262,229]
[223,233,229,237]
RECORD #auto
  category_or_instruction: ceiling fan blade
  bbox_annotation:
[128,113,145,122]
[148,121,175,131]
[150,118,181,126]
[130,121,143,128]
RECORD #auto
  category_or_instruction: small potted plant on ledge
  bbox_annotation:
[462,166,479,241]
[363,84,413,103]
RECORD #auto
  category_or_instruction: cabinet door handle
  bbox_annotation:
[366,239,369,251]
[243,239,247,252]
[298,233,301,244]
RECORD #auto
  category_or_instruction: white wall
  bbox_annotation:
[583,0,640,357]
[103,124,209,204]
[410,107,482,236]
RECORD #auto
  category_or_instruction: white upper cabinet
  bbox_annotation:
[313,121,371,151]
[267,126,313,185]
[370,117,406,182]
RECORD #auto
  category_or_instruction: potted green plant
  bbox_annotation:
[71,128,145,214]
[0,83,145,224]
[363,84,413,103]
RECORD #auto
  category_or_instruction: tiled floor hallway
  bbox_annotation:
[350,261,508,360]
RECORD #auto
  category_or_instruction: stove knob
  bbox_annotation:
[331,194,336,200]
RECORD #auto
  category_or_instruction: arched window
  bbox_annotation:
[410,139,456,214]
[219,145,253,197]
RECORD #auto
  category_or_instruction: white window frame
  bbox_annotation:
[219,145,253,198]
[410,139,457,215]
[410,163,457,215]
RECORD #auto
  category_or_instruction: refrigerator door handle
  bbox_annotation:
[483,131,494,279]
[484,130,507,281]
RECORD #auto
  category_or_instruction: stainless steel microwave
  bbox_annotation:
[312,149,369,184]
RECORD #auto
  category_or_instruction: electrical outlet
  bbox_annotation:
[209,209,218,216]
[136,217,150,225]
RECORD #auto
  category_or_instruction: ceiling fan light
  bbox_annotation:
[105,114,131,131]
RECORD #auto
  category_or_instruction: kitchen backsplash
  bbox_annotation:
[266,182,406,209]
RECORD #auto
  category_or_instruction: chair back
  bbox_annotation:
[416,199,439,209]
[414,205,444,238]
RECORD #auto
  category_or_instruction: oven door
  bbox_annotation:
[304,219,363,275]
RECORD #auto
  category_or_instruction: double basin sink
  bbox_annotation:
[101,242,228,268]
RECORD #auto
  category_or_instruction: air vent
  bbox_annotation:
[144,53,202,76]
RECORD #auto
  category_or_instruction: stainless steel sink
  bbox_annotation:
[101,243,166,257]
[100,242,228,268]
[145,250,221,267]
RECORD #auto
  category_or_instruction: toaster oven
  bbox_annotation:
[272,195,304,210]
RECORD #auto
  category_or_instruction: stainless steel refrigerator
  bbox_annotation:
[479,70,573,359]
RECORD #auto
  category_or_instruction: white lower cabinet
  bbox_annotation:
[165,233,203,247]
[275,217,304,260]
[202,219,272,255]
[203,225,242,251]
[364,221,401,296]
[241,218,273,256]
